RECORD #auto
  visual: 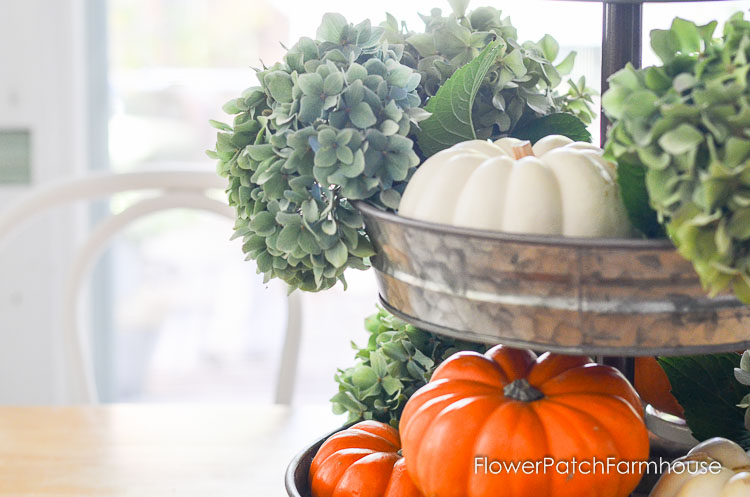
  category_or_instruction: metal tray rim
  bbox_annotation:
[284,424,351,497]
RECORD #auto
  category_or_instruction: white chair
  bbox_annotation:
[0,171,302,404]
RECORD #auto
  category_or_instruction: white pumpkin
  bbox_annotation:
[399,134,632,238]
[650,438,750,497]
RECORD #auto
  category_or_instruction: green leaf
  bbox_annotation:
[501,49,526,78]
[406,33,436,57]
[314,146,337,168]
[412,348,435,369]
[330,391,366,413]
[616,156,665,238]
[298,229,321,255]
[659,355,750,449]
[323,72,344,96]
[650,28,680,64]
[331,402,347,415]
[671,17,702,53]
[249,211,276,236]
[352,365,379,388]
[299,95,324,123]
[246,144,276,161]
[209,120,232,132]
[316,13,348,43]
[277,224,300,252]
[325,240,348,268]
[336,146,354,164]
[511,113,592,144]
[379,189,401,210]
[406,359,427,380]
[736,366,750,386]
[346,63,367,82]
[555,52,576,76]
[264,71,294,103]
[301,198,319,223]
[623,89,658,119]
[370,350,388,377]
[609,63,642,90]
[297,73,324,96]
[349,102,377,128]
[380,120,400,136]
[447,0,469,18]
[381,341,408,361]
[381,376,403,396]
[601,86,630,120]
[321,219,337,235]
[537,34,559,62]
[741,351,750,372]
[222,98,246,114]
[658,123,704,155]
[415,40,504,157]
[727,208,750,240]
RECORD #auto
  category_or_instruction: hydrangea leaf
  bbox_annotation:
[616,155,665,238]
[659,354,750,449]
[511,113,592,144]
[415,40,503,157]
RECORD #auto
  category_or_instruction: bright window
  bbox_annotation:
[102,0,750,404]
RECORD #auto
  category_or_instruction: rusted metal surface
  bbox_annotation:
[356,201,750,356]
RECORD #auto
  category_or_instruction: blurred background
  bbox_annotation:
[0,0,748,405]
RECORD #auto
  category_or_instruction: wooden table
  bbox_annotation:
[0,405,340,496]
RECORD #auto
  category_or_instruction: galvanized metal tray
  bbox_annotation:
[285,423,354,497]
[355,201,750,356]
[285,430,326,497]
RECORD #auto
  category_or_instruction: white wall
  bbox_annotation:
[0,0,88,403]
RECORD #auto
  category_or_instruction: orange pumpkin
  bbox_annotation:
[634,357,684,418]
[399,345,649,497]
[309,420,421,497]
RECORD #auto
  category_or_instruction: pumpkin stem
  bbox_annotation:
[503,379,544,402]
[512,141,535,159]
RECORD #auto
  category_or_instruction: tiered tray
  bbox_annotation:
[286,201,748,497]
[286,1,742,496]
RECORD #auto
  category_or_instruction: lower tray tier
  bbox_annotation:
[285,419,691,497]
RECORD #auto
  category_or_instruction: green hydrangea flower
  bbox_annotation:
[603,13,750,302]
[211,14,423,292]
[381,4,597,139]
[332,307,486,427]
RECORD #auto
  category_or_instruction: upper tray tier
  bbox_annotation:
[355,201,750,356]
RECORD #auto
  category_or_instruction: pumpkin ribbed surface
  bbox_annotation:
[399,345,649,497]
[310,421,421,497]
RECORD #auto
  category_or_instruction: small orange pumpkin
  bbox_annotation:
[399,345,649,497]
[309,420,421,497]
[634,357,684,418]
